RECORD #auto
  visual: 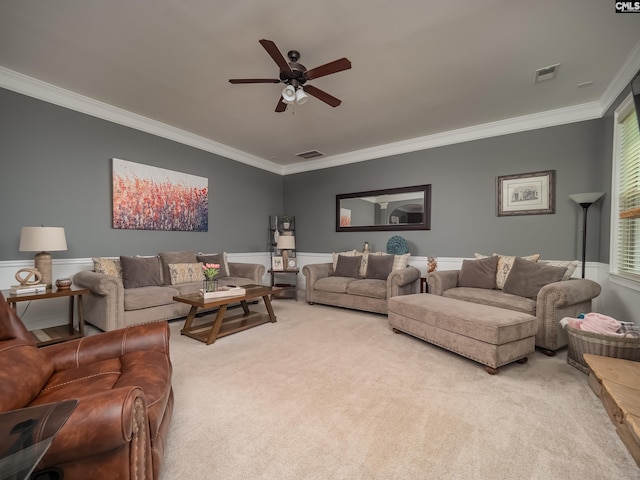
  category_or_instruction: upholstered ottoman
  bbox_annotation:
[388,294,538,374]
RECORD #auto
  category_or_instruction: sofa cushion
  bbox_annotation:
[0,343,54,411]
[365,254,394,280]
[168,262,204,285]
[502,257,567,298]
[120,256,162,289]
[458,256,498,289]
[92,257,122,279]
[334,255,362,278]
[196,253,229,278]
[544,260,579,280]
[443,287,536,316]
[346,279,387,299]
[123,286,179,311]
[314,276,357,294]
[475,252,540,289]
[158,251,197,285]
[332,250,361,272]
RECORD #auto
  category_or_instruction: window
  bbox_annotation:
[612,96,640,282]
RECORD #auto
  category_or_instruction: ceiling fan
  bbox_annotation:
[229,39,351,112]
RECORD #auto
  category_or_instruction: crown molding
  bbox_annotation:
[281,102,602,175]
[599,40,640,114]
[3,45,638,177]
[0,67,284,175]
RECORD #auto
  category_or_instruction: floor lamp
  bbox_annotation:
[569,192,604,278]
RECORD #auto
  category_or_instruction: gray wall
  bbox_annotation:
[0,88,283,261]
[284,120,605,260]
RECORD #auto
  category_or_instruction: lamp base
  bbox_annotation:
[34,251,53,288]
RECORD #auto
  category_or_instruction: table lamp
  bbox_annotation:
[19,226,68,288]
[276,235,296,270]
[569,192,604,278]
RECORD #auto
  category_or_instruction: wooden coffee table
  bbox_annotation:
[173,285,280,345]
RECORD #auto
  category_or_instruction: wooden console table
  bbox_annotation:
[5,287,88,347]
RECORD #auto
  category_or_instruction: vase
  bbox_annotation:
[204,279,218,292]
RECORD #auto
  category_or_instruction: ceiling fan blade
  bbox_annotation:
[275,97,287,112]
[305,58,351,80]
[303,85,342,107]
[229,78,281,84]
[259,39,292,73]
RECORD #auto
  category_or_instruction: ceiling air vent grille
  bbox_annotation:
[296,150,325,160]
[535,64,559,83]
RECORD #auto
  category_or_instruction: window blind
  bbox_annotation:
[616,108,640,279]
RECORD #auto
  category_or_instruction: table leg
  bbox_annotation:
[206,304,228,345]
[181,306,199,334]
[240,300,250,316]
[77,295,85,337]
[68,296,75,331]
[262,294,277,322]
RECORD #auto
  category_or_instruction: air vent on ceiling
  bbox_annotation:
[296,150,325,160]
[535,64,559,83]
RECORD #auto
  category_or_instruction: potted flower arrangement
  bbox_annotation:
[202,263,220,292]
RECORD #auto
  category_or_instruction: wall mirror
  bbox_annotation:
[336,184,431,232]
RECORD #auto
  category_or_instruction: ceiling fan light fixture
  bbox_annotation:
[295,88,309,105]
[282,85,296,104]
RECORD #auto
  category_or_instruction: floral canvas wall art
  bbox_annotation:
[112,158,208,231]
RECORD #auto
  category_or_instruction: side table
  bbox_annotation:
[268,268,298,300]
[4,287,88,347]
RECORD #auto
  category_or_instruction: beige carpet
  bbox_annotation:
[160,301,639,480]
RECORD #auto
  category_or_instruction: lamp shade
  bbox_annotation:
[276,235,296,250]
[19,227,68,252]
[569,192,604,206]
[295,88,309,105]
[282,85,296,104]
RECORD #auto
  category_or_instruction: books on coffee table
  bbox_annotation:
[199,286,246,299]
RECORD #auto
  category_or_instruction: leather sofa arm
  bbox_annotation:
[427,270,460,295]
[44,321,170,371]
[388,266,421,297]
[228,262,266,284]
[43,386,148,465]
[73,270,125,331]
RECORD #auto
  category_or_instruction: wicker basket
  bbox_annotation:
[566,325,640,374]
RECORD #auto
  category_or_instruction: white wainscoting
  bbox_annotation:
[1,254,634,330]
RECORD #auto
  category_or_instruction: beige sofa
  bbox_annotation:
[73,251,265,331]
[426,257,601,354]
[302,252,421,314]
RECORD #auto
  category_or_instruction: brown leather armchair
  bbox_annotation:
[0,292,173,480]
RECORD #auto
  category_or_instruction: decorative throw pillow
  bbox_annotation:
[458,256,498,289]
[198,252,230,278]
[196,254,229,278]
[360,251,385,278]
[496,253,540,289]
[168,262,204,285]
[485,253,540,290]
[502,257,567,298]
[391,253,410,271]
[120,256,162,289]
[365,254,394,280]
[158,251,197,285]
[333,255,362,278]
[92,257,122,278]
[545,260,579,281]
[332,250,361,274]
